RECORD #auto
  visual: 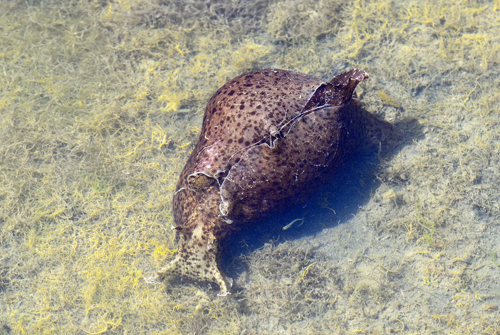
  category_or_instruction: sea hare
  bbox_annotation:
[146,69,403,295]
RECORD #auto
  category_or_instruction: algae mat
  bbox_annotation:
[1,0,499,333]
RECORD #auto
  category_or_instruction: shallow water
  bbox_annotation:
[1,0,499,333]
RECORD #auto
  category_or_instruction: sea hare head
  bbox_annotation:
[145,185,233,296]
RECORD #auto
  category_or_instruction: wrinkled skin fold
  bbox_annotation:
[146,69,403,295]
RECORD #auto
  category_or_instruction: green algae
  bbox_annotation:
[0,0,499,333]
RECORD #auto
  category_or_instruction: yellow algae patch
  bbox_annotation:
[377,90,401,108]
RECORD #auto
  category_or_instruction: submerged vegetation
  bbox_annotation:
[0,0,499,333]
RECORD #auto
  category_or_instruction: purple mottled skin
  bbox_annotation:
[146,69,402,295]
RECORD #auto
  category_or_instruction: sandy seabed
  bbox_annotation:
[0,0,499,333]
